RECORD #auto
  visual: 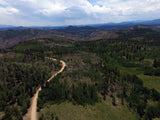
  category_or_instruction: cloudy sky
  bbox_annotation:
[0,0,160,26]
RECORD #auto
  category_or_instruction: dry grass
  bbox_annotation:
[0,112,4,119]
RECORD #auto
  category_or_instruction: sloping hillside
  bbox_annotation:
[0,29,57,48]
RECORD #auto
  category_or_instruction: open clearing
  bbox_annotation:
[39,96,139,120]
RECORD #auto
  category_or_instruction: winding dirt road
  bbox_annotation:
[23,58,66,120]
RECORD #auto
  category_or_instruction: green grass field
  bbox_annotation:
[138,74,160,92]
[39,96,139,120]
[153,118,160,120]
[120,63,160,92]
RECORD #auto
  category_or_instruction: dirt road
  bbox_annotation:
[23,58,66,120]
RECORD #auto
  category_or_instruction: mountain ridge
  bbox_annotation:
[0,19,160,30]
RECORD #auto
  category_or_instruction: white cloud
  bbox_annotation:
[36,3,67,16]
[0,0,160,26]
[0,7,19,15]
[0,0,8,5]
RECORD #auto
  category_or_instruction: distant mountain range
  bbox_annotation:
[0,19,160,31]
[90,19,160,30]
[0,18,160,49]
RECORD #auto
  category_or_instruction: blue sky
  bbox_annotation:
[0,0,160,26]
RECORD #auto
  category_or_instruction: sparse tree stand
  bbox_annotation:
[55,116,59,120]
[121,96,124,105]
[3,106,22,120]
[153,59,160,68]
[112,96,116,106]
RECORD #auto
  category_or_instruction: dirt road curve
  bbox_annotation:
[23,58,66,120]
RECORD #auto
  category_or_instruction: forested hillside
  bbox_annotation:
[0,26,117,49]
[0,26,160,120]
